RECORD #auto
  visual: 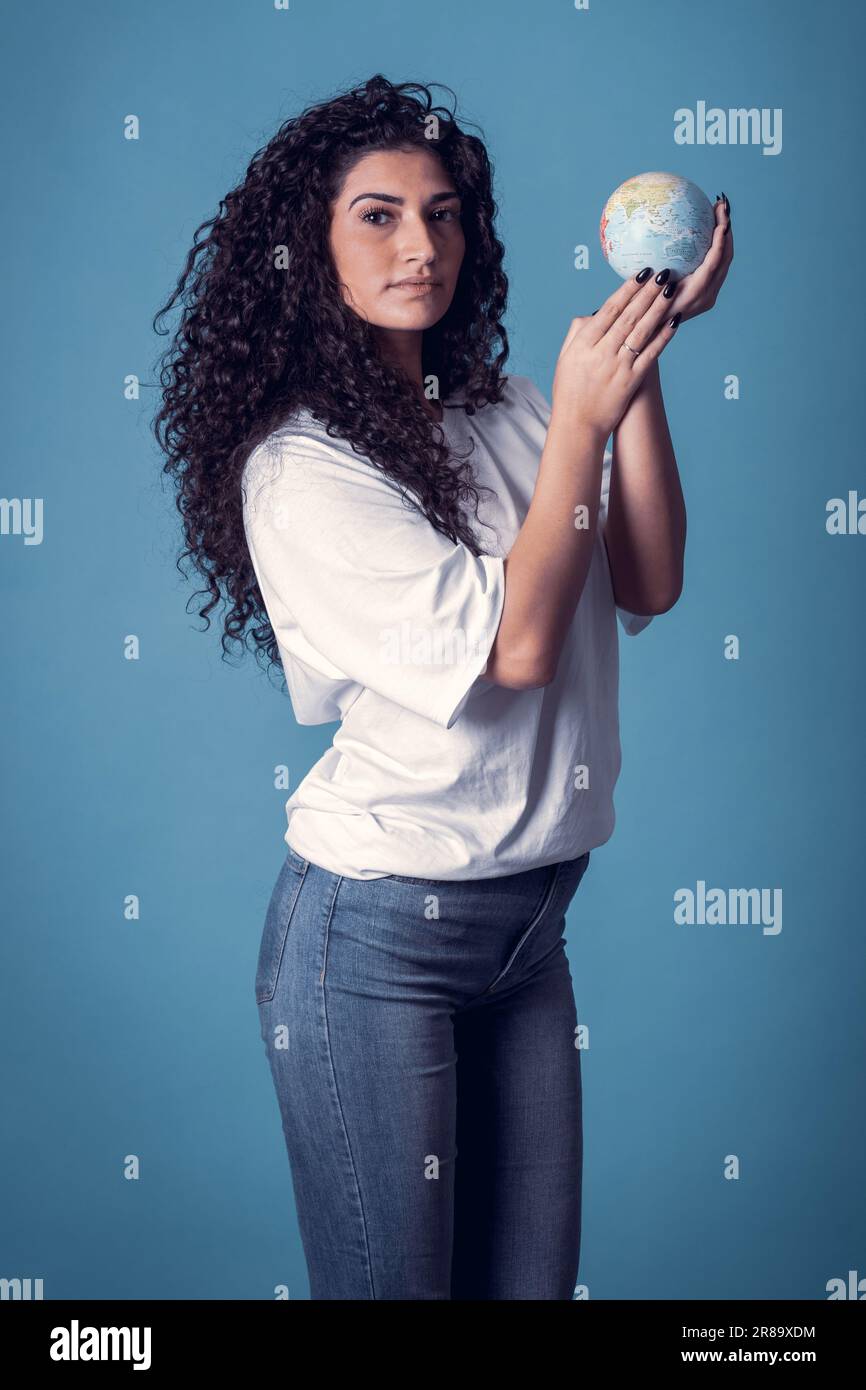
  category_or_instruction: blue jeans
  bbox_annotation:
[255,844,592,1300]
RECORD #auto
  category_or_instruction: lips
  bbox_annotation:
[391,279,440,287]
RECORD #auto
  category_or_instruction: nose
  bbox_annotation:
[396,210,438,262]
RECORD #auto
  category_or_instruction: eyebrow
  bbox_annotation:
[346,190,461,210]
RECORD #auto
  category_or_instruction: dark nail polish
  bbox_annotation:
[723,192,730,215]
[662,279,677,298]
[591,309,598,315]
[635,266,653,283]
[668,312,682,330]
[655,268,671,285]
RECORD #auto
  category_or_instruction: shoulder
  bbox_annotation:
[503,372,547,402]
[501,373,552,422]
[241,413,426,555]
[243,409,350,482]
[444,374,552,427]
[492,375,610,463]
[242,409,407,514]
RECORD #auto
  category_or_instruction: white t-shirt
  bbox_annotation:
[241,374,654,880]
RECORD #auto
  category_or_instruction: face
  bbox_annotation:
[328,147,465,332]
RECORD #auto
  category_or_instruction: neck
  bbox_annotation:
[376,328,442,422]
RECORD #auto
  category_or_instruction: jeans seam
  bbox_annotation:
[381,874,447,888]
[480,863,563,997]
[319,874,377,1298]
[256,863,308,1006]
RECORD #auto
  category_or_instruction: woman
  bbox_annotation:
[152,74,732,1300]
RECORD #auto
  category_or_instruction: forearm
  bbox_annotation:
[605,360,686,613]
[482,408,607,688]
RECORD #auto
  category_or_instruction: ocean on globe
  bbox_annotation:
[600,172,715,281]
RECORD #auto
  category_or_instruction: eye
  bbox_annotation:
[358,204,461,225]
[359,204,391,225]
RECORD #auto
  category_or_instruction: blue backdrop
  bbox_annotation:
[2,0,863,1300]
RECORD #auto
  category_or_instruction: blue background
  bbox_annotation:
[2,0,863,1300]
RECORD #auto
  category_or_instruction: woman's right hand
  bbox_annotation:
[552,269,681,438]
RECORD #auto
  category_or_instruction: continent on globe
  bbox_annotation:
[600,172,715,280]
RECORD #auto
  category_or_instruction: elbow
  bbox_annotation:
[614,577,683,616]
[503,666,555,691]
[649,580,684,614]
[638,590,681,617]
[483,646,556,691]
[612,547,686,617]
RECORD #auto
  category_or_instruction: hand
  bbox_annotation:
[663,193,733,324]
[552,267,683,439]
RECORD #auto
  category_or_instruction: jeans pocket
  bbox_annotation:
[255,853,307,1005]
[285,844,309,874]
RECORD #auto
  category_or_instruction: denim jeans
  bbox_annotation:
[255,844,592,1300]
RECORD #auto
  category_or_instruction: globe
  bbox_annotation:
[600,171,715,281]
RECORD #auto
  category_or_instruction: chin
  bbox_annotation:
[383,293,454,321]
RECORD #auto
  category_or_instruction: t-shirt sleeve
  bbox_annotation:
[242,428,507,730]
[512,375,653,638]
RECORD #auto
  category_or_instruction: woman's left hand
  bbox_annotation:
[667,193,733,323]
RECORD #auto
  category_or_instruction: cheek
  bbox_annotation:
[448,227,466,265]
[337,233,385,284]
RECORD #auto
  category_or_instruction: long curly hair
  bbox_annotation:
[151,74,510,684]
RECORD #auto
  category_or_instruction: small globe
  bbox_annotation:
[600,171,715,281]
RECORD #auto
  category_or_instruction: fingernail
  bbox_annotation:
[668,312,682,330]
[655,268,671,285]
[662,279,677,298]
[723,192,730,215]
[591,309,598,315]
[635,266,653,283]
[714,193,721,203]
